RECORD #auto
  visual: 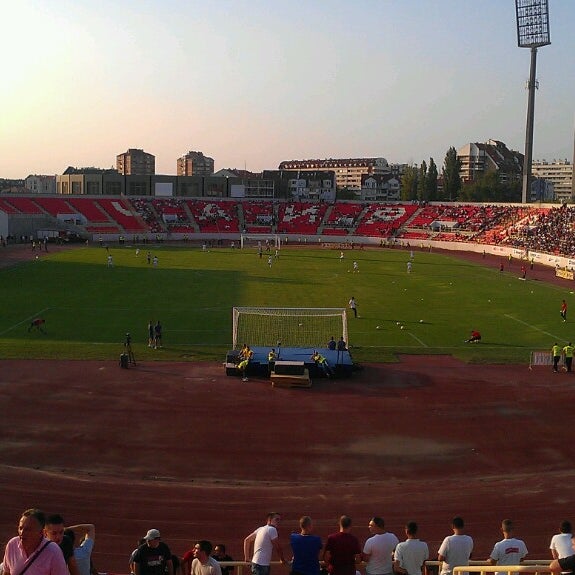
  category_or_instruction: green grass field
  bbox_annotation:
[0,244,571,364]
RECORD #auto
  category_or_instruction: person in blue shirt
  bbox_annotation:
[290,516,323,575]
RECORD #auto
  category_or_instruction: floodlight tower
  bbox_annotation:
[515,0,551,203]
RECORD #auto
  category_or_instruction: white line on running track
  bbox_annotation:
[408,331,428,347]
[0,307,52,336]
[504,314,561,339]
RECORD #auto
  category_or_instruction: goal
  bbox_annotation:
[232,307,348,349]
[240,234,281,250]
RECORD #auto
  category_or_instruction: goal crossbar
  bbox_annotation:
[232,307,348,349]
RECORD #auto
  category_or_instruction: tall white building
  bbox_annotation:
[532,160,573,202]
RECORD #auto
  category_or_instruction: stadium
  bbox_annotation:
[1,195,575,574]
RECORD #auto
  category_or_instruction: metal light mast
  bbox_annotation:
[515,0,551,203]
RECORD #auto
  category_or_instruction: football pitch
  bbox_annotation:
[0,244,570,364]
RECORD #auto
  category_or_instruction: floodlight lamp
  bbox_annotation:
[515,0,551,48]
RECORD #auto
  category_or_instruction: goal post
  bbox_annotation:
[240,233,281,250]
[232,307,348,349]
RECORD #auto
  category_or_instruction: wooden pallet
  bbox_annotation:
[271,369,311,388]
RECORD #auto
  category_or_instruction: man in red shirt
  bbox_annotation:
[323,516,361,575]
[28,318,46,334]
[561,300,568,322]
[465,331,481,343]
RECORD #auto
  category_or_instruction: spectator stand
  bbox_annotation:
[355,204,417,237]
[186,199,239,233]
[240,200,275,233]
[277,202,328,235]
[320,202,366,236]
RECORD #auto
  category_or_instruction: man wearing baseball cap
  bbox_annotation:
[132,529,173,575]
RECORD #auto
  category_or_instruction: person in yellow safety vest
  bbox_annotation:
[267,348,277,375]
[552,343,562,373]
[562,342,574,373]
[237,346,254,382]
[311,351,334,378]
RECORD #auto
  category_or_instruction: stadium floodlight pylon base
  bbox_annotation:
[232,307,348,350]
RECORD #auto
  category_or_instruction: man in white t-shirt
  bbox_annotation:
[487,519,527,575]
[362,517,398,575]
[393,521,429,575]
[243,513,286,575]
[550,521,573,559]
[437,517,473,575]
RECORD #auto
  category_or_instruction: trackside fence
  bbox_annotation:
[213,560,553,575]
[106,560,553,575]
[529,350,554,370]
[452,565,553,575]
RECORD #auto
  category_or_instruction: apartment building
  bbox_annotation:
[532,159,573,202]
[177,151,214,176]
[360,173,400,201]
[260,170,334,200]
[25,175,56,194]
[116,149,155,175]
[457,140,523,184]
[278,157,390,191]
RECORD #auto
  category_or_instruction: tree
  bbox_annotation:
[417,160,427,201]
[336,187,359,200]
[442,147,462,201]
[458,171,522,202]
[426,158,438,201]
[400,165,419,201]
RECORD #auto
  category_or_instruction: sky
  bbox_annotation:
[1,0,573,179]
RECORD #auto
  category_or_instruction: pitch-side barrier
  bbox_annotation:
[529,350,554,370]
[105,559,552,575]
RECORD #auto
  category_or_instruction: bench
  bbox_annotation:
[273,360,306,375]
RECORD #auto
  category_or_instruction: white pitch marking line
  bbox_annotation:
[0,307,52,336]
[408,331,428,347]
[504,314,561,339]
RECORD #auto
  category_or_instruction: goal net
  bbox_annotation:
[232,307,348,349]
[240,234,281,250]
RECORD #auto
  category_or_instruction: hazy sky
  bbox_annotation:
[1,0,573,179]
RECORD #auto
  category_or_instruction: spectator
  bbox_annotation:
[243,513,286,575]
[212,545,234,575]
[437,517,473,575]
[550,535,575,574]
[487,519,527,575]
[132,529,173,575]
[2,508,68,575]
[550,521,573,559]
[66,524,96,575]
[290,516,322,575]
[393,521,429,575]
[190,541,221,575]
[44,514,79,575]
[323,516,362,575]
[362,517,398,575]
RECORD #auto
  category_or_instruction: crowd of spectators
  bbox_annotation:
[500,205,575,257]
[7,195,575,258]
